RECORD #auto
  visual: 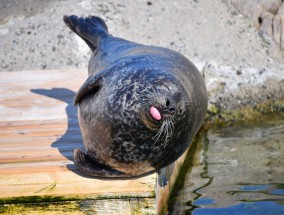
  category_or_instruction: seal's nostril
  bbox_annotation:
[166,99,170,107]
[169,108,175,113]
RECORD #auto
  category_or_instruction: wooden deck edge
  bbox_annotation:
[155,146,191,214]
[0,198,156,215]
[0,192,155,205]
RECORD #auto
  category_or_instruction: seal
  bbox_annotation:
[63,15,207,178]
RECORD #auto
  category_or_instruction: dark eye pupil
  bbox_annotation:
[166,99,170,106]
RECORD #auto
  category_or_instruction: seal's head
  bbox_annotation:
[139,78,190,148]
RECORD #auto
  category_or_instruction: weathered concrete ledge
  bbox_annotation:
[200,61,284,124]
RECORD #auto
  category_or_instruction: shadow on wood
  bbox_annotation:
[30,88,88,176]
[30,88,157,180]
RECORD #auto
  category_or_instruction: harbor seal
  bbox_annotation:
[63,15,207,178]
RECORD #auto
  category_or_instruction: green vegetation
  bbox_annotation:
[206,99,284,127]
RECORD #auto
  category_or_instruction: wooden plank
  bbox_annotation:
[0,70,156,203]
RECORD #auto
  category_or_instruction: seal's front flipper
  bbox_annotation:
[73,74,103,105]
[63,15,109,52]
[74,148,127,178]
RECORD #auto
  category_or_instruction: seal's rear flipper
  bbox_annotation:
[73,148,127,178]
[63,15,109,52]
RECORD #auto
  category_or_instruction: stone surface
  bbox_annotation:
[229,0,284,53]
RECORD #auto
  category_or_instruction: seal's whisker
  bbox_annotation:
[153,122,166,145]
[162,119,171,148]
[170,119,175,134]
[141,84,168,108]
[140,101,150,106]
[164,120,170,142]
[141,88,153,96]
[144,80,159,97]
[141,97,153,103]
[157,96,165,106]
[168,119,174,135]
[152,117,175,148]
[167,118,173,136]
[145,88,156,98]
[180,100,194,104]
[154,123,165,139]
[150,86,159,98]
[148,86,165,106]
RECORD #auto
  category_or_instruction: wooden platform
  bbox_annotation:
[0,69,192,214]
[0,69,156,203]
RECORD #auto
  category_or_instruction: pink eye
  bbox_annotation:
[150,106,162,121]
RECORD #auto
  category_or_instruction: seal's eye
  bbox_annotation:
[150,106,162,121]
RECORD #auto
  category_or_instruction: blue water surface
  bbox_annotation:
[193,201,284,215]
[169,116,284,215]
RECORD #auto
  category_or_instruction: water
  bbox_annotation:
[169,115,284,215]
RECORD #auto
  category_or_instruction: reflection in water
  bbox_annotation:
[169,115,284,214]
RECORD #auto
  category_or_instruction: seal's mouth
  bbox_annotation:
[140,105,175,148]
[140,109,160,131]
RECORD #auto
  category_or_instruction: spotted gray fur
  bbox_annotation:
[63,15,207,178]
